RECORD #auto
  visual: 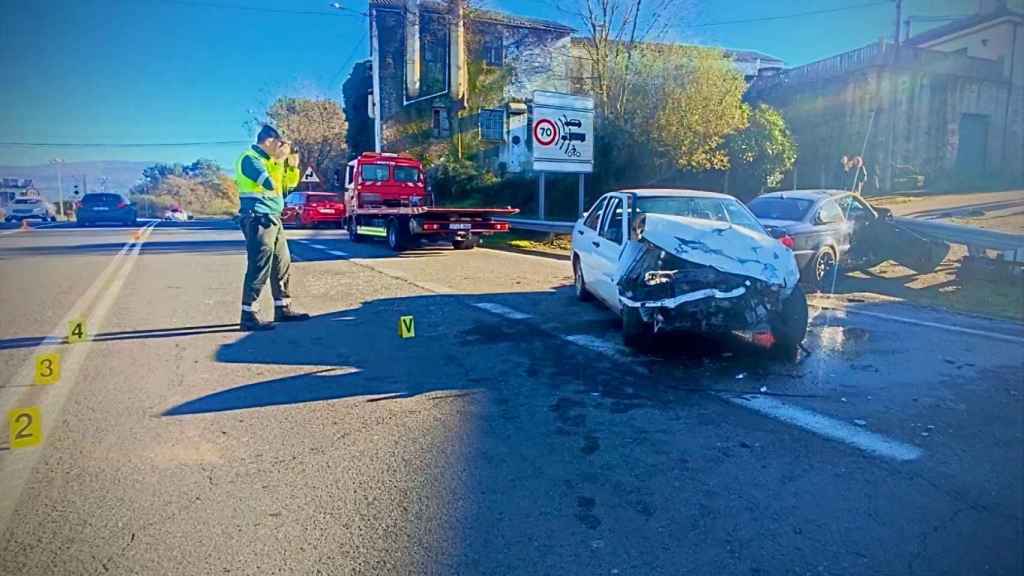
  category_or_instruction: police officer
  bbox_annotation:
[235,125,310,331]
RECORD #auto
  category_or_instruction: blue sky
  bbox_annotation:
[0,0,976,169]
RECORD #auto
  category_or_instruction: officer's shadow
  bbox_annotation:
[162,292,520,416]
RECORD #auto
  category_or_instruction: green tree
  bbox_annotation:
[726,104,797,196]
[130,159,239,216]
[266,97,348,190]
[592,44,750,189]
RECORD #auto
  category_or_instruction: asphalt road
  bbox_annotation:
[0,219,1021,575]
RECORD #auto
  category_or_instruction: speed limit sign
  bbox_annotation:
[533,118,558,147]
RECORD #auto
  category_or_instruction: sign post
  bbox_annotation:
[530,91,595,219]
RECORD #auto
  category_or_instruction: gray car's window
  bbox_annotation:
[837,195,873,221]
[816,200,844,224]
[748,197,813,221]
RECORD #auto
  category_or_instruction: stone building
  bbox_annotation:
[368,0,574,173]
[748,0,1023,192]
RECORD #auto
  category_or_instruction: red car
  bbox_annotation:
[282,191,346,228]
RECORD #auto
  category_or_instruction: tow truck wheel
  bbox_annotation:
[770,284,809,361]
[386,219,406,252]
[452,234,478,250]
[347,218,363,243]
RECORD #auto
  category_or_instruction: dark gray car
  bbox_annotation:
[748,190,946,288]
[76,193,138,226]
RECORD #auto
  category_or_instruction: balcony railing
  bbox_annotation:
[753,42,1006,91]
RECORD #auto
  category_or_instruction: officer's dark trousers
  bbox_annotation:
[239,213,291,308]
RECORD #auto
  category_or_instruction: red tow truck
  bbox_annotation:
[343,152,518,251]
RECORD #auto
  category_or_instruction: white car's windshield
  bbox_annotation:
[636,196,766,234]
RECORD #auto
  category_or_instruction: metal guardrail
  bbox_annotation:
[496,216,575,234]
[894,217,1024,262]
[497,215,1024,263]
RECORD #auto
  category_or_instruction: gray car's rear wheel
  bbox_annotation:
[807,246,838,291]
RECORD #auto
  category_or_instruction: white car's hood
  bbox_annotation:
[640,213,800,289]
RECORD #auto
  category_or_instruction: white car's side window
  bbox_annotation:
[583,197,607,231]
[600,197,625,245]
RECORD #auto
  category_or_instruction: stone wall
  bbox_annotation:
[752,63,1023,190]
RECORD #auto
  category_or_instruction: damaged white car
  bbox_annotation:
[572,190,808,357]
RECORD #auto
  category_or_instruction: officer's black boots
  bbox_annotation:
[240,310,274,331]
[274,305,311,322]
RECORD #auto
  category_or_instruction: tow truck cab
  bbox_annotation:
[344,152,427,208]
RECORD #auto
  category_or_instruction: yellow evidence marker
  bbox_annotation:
[34,352,60,385]
[399,315,415,339]
[8,407,42,449]
[67,318,87,343]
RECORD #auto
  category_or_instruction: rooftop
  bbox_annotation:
[369,0,575,33]
[907,5,1023,47]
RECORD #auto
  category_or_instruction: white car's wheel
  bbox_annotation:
[573,256,592,302]
[622,305,653,349]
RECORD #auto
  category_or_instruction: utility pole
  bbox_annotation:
[370,5,382,152]
[894,0,903,47]
[50,158,64,219]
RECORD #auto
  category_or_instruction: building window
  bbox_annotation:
[483,34,503,66]
[479,108,505,141]
[432,107,450,138]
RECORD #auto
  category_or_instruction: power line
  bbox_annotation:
[690,1,891,28]
[330,29,369,88]
[0,141,249,148]
[135,0,365,17]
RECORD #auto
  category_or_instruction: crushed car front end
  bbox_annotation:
[615,213,805,351]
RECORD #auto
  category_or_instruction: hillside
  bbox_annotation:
[0,161,154,201]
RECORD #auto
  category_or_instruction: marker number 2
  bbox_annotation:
[14,414,32,440]
[8,407,42,449]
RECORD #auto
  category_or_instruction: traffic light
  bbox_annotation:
[72,184,80,196]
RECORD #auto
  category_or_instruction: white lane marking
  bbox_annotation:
[718,393,923,461]
[327,250,348,257]
[563,334,635,361]
[816,306,1024,345]
[557,328,921,462]
[472,302,532,320]
[310,244,328,249]
[0,221,158,530]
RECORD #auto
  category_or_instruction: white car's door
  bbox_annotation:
[574,195,609,292]
[590,194,629,312]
